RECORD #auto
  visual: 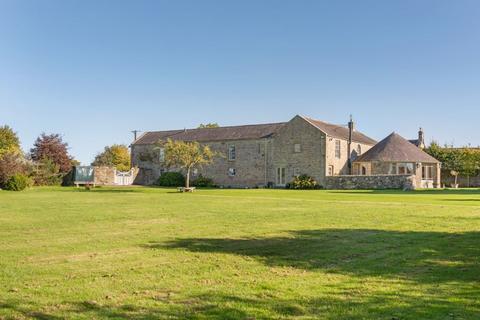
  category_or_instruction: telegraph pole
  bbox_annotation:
[131,130,141,142]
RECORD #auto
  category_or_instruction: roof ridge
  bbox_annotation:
[143,121,286,134]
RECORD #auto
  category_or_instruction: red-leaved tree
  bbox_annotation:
[30,133,73,173]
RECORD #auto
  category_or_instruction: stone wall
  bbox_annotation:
[271,116,326,186]
[131,138,272,187]
[93,166,116,185]
[130,116,377,188]
[325,136,374,176]
[325,174,416,190]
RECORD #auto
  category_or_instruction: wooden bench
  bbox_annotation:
[177,187,196,193]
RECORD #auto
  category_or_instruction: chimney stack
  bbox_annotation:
[347,115,355,174]
[418,127,425,149]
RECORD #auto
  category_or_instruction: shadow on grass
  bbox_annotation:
[328,189,480,195]
[2,289,479,319]
[149,229,480,284]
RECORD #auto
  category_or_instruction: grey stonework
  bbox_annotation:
[325,175,416,190]
[131,115,372,188]
[131,115,440,189]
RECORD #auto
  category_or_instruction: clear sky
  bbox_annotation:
[1,0,479,164]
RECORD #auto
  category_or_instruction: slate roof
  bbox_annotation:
[132,115,377,146]
[409,139,421,147]
[355,132,440,163]
[302,116,377,145]
[132,122,286,145]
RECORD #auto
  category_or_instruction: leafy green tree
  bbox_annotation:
[157,139,217,188]
[92,144,131,172]
[198,123,219,129]
[426,142,480,186]
[0,125,21,156]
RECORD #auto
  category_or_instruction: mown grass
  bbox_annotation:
[0,186,479,319]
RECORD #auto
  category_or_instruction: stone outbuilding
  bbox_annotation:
[353,132,441,188]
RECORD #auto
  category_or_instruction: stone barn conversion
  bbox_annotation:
[130,115,441,189]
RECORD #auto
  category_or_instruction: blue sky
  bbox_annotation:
[1,0,479,164]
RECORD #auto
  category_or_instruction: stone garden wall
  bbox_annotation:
[325,174,416,190]
[94,166,116,185]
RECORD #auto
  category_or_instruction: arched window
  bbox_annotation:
[357,144,362,155]
[362,166,367,175]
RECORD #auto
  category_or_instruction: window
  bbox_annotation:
[389,163,396,174]
[228,168,236,176]
[293,168,300,176]
[158,148,165,162]
[357,144,362,155]
[397,163,414,175]
[335,140,341,158]
[361,166,367,175]
[328,165,334,176]
[422,165,434,180]
[276,167,286,185]
[228,145,236,161]
[193,168,198,177]
[294,143,301,153]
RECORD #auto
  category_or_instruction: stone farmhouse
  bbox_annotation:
[130,115,441,189]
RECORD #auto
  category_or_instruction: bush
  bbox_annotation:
[192,175,216,188]
[32,158,63,186]
[4,174,31,191]
[289,174,318,189]
[0,152,28,188]
[157,172,185,187]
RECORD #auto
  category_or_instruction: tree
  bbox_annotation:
[426,142,480,187]
[30,133,73,173]
[0,152,28,188]
[198,123,219,129]
[0,125,21,156]
[460,148,480,187]
[92,144,131,172]
[157,139,217,188]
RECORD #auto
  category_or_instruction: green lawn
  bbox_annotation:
[1,187,480,319]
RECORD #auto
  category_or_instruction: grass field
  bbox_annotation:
[1,187,480,319]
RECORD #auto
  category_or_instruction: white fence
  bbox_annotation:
[114,169,136,186]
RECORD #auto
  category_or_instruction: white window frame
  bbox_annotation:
[335,140,341,159]
[228,145,236,161]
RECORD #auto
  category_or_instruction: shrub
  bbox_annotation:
[192,175,216,188]
[157,172,185,187]
[289,174,318,190]
[0,152,27,188]
[4,174,31,191]
[32,158,63,186]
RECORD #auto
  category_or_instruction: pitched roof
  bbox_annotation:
[132,122,286,145]
[409,139,421,146]
[302,116,377,145]
[355,132,440,163]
